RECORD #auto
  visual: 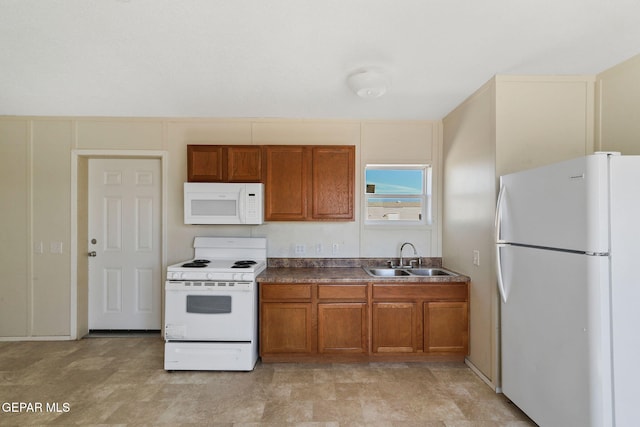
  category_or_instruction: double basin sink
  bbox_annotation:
[363,267,457,277]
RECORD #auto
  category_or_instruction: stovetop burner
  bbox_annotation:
[178,259,260,269]
[231,260,257,269]
[166,238,266,281]
[181,262,208,268]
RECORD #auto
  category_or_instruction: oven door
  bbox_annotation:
[164,283,255,341]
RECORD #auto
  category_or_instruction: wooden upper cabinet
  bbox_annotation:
[311,146,354,220]
[187,145,224,182]
[226,146,262,182]
[263,145,355,221]
[187,144,355,220]
[187,145,262,182]
[263,146,310,220]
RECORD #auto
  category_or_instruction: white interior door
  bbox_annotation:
[88,158,162,330]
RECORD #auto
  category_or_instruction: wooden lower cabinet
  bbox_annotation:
[318,303,367,353]
[371,302,417,353]
[424,301,469,353]
[260,283,313,356]
[261,302,313,354]
[259,281,469,363]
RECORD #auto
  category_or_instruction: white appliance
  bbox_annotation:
[495,152,640,427]
[164,237,266,371]
[183,182,264,225]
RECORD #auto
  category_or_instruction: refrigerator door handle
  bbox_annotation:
[495,183,508,303]
[496,243,508,303]
[495,182,506,244]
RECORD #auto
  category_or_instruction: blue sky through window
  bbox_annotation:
[365,169,423,194]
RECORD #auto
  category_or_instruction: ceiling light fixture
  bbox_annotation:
[347,68,390,99]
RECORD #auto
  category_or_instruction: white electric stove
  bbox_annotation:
[164,237,266,371]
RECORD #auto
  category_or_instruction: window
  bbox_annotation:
[364,164,431,225]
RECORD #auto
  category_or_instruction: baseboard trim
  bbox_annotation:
[465,357,499,392]
[0,336,72,342]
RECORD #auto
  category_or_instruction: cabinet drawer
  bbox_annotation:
[372,283,467,300]
[261,284,312,300]
[318,284,367,300]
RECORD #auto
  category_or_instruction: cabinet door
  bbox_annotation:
[318,303,367,353]
[227,146,262,182]
[187,145,224,182]
[263,146,309,220]
[311,146,354,220]
[260,302,313,354]
[424,301,468,354]
[371,302,418,353]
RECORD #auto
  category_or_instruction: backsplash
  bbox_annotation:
[267,257,442,268]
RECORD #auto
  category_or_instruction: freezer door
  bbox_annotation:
[498,154,609,253]
[499,245,612,427]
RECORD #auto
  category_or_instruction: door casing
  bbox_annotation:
[71,150,168,339]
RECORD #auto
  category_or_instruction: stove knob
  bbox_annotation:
[207,273,214,280]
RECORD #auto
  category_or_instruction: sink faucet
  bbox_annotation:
[400,242,418,267]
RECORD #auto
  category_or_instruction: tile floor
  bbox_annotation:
[0,336,536,426]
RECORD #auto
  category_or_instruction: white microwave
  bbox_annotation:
[184,182,264,225]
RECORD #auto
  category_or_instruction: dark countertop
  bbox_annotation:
[256,266,469,284]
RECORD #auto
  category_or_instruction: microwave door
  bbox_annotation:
[186,193,240,224]
[183,182,264,225]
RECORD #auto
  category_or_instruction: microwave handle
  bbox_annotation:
[238,187,246,223]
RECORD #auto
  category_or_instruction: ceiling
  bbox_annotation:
[2,0,639,120]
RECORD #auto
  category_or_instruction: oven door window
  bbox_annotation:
[186,295,232,314]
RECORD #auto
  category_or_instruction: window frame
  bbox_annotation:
[363,164,432,226]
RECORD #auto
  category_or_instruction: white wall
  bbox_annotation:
[0,118,30,337]
[596,54,640,154]
[0,117,439,339]
[6,50,637,342]
[442,75,594,388]
[166,119,440,262]
[442,81,498,385]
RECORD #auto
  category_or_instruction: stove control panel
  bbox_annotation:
[166,271,256,281]
[165,281,254,291]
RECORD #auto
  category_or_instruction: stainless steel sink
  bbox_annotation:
[407,268,456,277]
[364,268,410,277]
[363,266,456,277]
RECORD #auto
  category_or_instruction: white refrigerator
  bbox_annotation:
[495,152,640,427]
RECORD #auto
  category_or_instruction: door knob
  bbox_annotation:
[88,251,97,257]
